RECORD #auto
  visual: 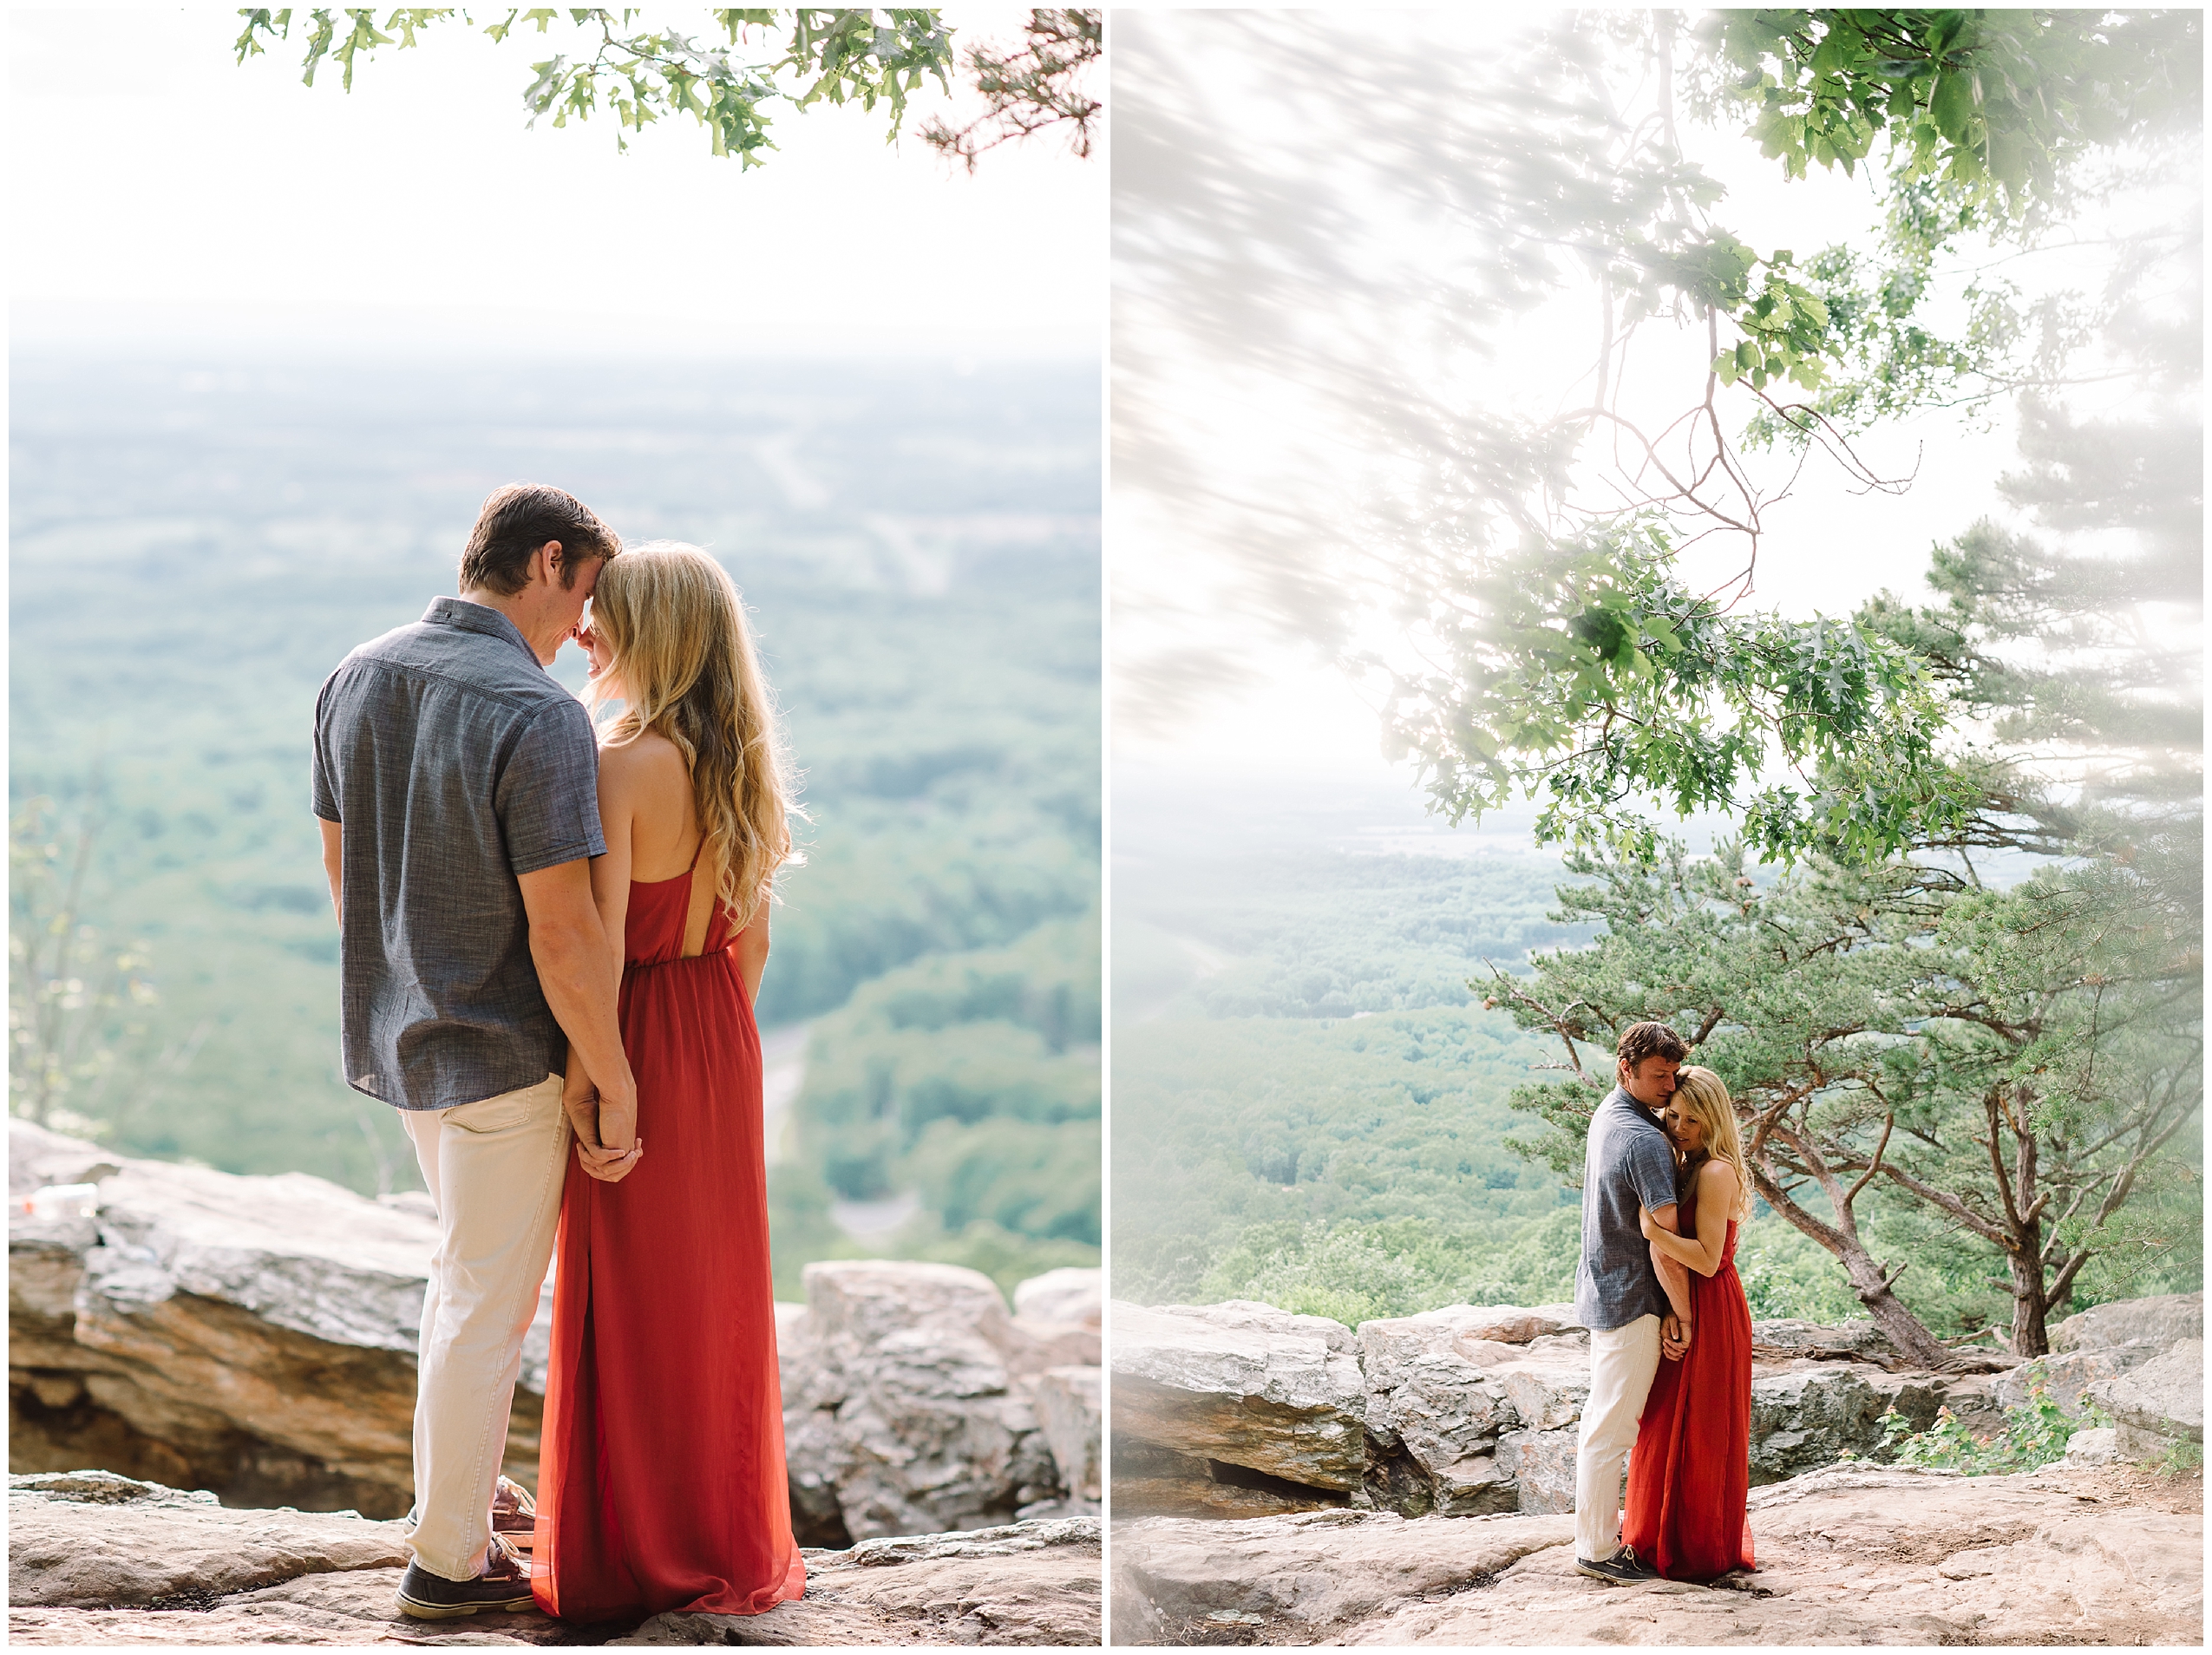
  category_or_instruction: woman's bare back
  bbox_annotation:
[599,730,716,956]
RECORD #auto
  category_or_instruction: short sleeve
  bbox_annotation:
[1626,1130,1680,1213]
[496,698,606,876]
[311,674,342,823]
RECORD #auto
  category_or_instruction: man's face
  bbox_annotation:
[548,548,602,638]
[1620,1055,1680,1109]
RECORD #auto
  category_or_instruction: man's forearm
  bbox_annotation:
[531,920,633,1119]
[1652,1243,1693,1324]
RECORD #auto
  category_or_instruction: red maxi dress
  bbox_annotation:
[1620,1218,1757,1581]
[532,855,806,1621]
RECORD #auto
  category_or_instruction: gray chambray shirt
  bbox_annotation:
[1574,1086,1683,1330]
[311,599,605,1110]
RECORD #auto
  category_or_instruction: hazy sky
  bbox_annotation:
[9,7,1102,361]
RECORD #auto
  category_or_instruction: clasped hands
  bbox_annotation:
[563,1078,644,1184]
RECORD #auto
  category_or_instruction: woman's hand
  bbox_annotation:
[565,1080,645,1183]
[1638,1204,1659,1240]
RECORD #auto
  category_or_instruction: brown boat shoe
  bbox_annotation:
[492,1475,538,1550]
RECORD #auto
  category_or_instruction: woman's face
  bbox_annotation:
[1662,1102,1708,1155]
[576,615,622,697]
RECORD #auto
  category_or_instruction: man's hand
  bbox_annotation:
[563,1080,643,1184]
[1660,1313,1692,1362]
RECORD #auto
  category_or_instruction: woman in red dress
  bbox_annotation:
[1620,1064,1756,1582]
[531,542,807,1622]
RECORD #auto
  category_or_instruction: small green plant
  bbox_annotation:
[1875,1373,2103,1475]
[2154,1438,2202,1480]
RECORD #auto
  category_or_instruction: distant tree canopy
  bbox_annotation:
[232,6,1100,167]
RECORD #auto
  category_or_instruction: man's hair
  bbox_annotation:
[1616,1020,1690,1070]
[458,483,621,596]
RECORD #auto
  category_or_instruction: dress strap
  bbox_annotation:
[686,833,706,873]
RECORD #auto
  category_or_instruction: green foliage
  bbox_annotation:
[1375,518,1976,867]
[234,7,955,161]
[1358,16,2199,854]
[1212,1221,1427,1328]
[2154,1437,2204,1478]
[1698,11,2201,225]
[1875,1373,2104,1475]
[1178,1207,1586,1328]
[1688,11,2202,449]
[1735,1215,1867,1322]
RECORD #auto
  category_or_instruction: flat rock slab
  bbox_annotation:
[9,1568,592,1647]
[1112,1465,2202,1645]
[616,1520,1103,1645]
[10,1472,410,1607]
[7,1475,1100,1649]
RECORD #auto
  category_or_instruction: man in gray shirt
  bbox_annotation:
[1572,1020,1690,1583]
[313,483,636,1619]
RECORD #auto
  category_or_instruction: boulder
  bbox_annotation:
[1109,1300,1367,1496]
[1750,1318,1903,1364]
[1123,1297,2006,1519]
[2086,1338,2203,1460]
[1004,1269,1103,1377]
[1033,1365,1102,1502]
[1749,1366,1888,1483]
[779,1261,1067,1541]
[1490,1429,1577,1514]
[2051,1292,2202,1354]
[8,1120,498,1516]
[1013,1268,1102,1327]
[6,1470,1101,1646]
[1111,1465,2203,1646]
[1994,1344,2164,1418]
[2058,1425,2123,1468]
[1356,1312,1521,1513]
[1357,1312,1590,1518]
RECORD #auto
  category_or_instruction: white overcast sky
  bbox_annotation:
[7,7,1103,361]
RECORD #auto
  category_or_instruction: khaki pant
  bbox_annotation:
[1575,1314,1661,1561]
[399,1074,569,1581]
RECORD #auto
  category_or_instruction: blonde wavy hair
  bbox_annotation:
[585,542,800,924]
[1670,1066,1754,1223]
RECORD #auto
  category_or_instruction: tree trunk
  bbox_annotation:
[1837,1240,1958,1371]
[1748,1161,1957,1370]
[1998,1091,2052,1357]
[2008,1241,2052,1357]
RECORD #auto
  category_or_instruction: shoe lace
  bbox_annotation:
[485,1532,529,1578]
